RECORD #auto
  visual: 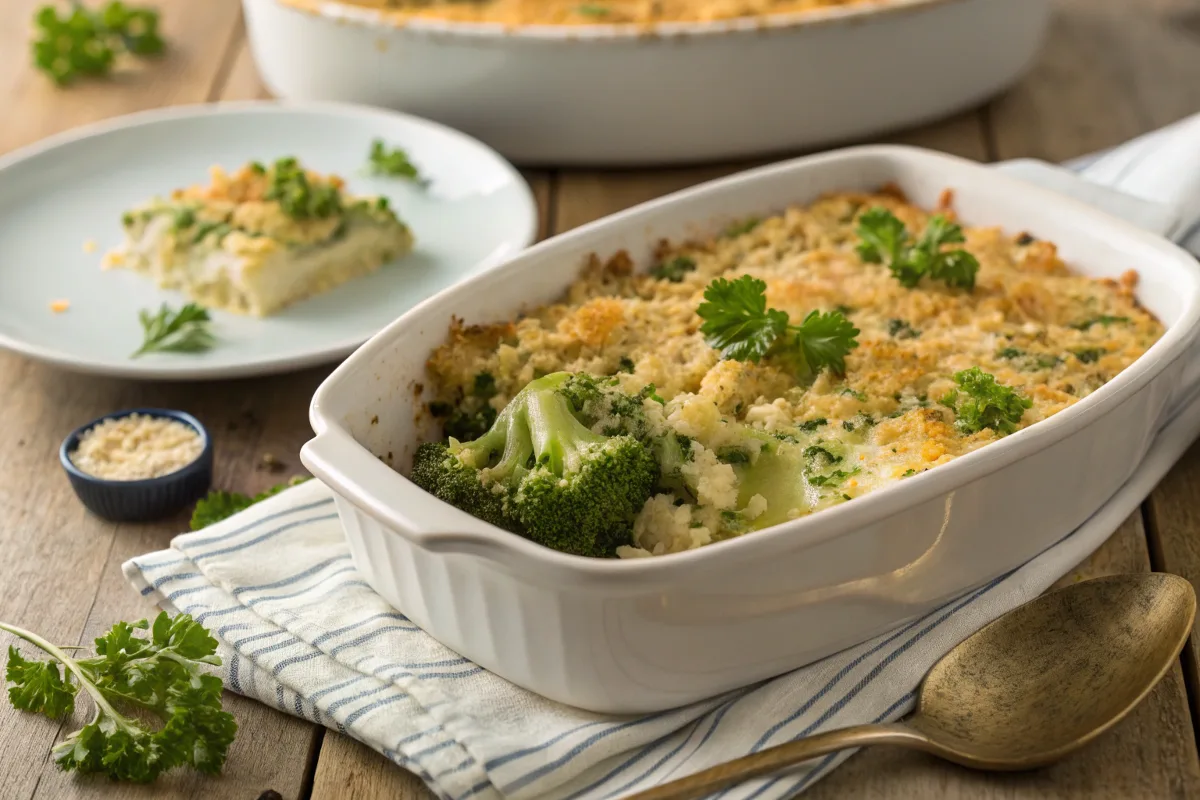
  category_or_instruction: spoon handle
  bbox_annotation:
[623,723,926,800]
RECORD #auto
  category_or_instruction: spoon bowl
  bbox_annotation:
[909,572,1196,769]
[628,573,1197,800]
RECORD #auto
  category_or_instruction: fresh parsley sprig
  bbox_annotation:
[697,275,859,378]
[940,367,1032,435]
[1,612,236,783]
[190,476,310,530]
[133,302,215,358]
[32,2,165,87]
[366,140,426,185]
[856,207,980,291]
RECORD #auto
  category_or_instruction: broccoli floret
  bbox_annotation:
[410,441,510,530]
[409,372,658,557]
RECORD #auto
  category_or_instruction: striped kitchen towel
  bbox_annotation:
[122,388,1200,800]
[121,129,1200,800]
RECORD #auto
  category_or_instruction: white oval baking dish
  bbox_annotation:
[301,145,1200,713]
[241,0,1051,166]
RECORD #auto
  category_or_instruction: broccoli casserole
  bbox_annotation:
[104,158,414,317]
[296,0,877,26]
[412,188,1164,559]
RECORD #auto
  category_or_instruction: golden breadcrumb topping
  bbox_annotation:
[422,189,1164,554]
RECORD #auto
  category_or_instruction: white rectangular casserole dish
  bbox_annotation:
[242,0,1051,166]
[301,146,1200,713]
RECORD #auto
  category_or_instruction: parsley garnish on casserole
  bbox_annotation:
[416,189,1164,558]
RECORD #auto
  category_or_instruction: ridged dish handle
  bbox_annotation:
[300,430,504,555]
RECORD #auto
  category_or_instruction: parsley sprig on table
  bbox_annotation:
[366,140,425,184]
[856,207,980,291]
[697,275,859,378]
[190,476,310,530]
[132,303,215,358]
[32,2,165,87]
[940,367,1032,435]
[1,612,236,783]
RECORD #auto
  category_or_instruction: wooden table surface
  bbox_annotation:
[4,0,1200,797]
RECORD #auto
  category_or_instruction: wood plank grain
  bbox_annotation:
[0,0,244,154]
[0,2,323,799]
[988,0,1200,163]
[806,513,1200,799]
[0,363,333,800]
[1145,443,1200,726]
[310,733,431,800]
[552,111,987,233]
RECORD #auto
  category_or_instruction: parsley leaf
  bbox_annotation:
[6,646,75,718]
[133,303,215,358]
[697,276,790,362]
[697,276,859,378]
[264,157,342,220]
[723,218,760,238]
[940,367,1032,435]
[366,139,425,183]
[855,207,908,265]
[473,371,497,398]
[1070,315,1130,330]
[649,255,696,282]
[32,2,165,87]
[1071,347,1106,364]
[808,468,860,488]
[887,319,921,339]
[856,207,979,291]
[190,477,310,530]
[1,612,236,783]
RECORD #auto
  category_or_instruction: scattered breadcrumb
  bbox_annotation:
[49,300,70,313]
[257,452,285,473]
[82,239,98,253]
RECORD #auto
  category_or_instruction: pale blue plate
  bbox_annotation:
[0,101,538,380]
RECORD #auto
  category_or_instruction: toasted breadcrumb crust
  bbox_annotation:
[422,190,1165,555]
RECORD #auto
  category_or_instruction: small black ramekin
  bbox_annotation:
[60,408,214,522]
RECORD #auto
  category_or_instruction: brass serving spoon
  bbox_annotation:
[628,573,1196,800]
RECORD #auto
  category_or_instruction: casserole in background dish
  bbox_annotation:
[301,146,1200,713]
[297,0,882,26]
[241,0,1052,166]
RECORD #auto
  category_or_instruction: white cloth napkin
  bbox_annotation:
[123,137,1200,800]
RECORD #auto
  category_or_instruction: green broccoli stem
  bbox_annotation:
[451,397,533,480]
[0,621,141,736]
[458,372,602,478]
[524,387,605,476]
